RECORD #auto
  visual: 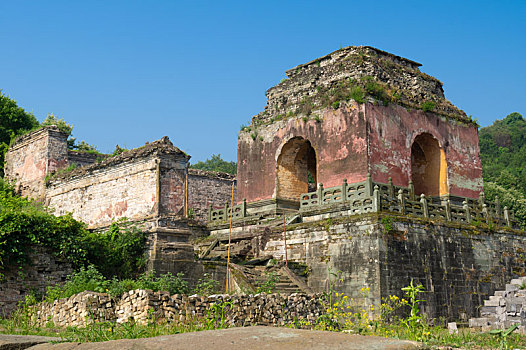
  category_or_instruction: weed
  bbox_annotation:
[250,132,258,141]
[256,272,280,293]
[421,101,435,112]
[302,116,308,123]
[239,125,251,132]
[194,273,220,296]
[205,300,233,329]
[400,279,428,341]
[349,86,365,104]
[313,115,321,123]
[489,323,519,350]
[381,216,393,232]
[332,101,340,109]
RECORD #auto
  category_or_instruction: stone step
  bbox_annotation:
[469,317,497,328]
[484,299,502,307]
[510,279,524,286]
[506,284,519,292]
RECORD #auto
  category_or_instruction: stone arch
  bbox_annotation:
[276,137,317,200]
[411,133,448,197]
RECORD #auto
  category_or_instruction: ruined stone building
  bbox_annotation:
[236,46,482,208]
[206,46,525,322]
[3,46,526,325]
[5,126,234,228]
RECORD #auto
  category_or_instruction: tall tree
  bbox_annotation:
[190,154,237,175]
[0,92,39,176]
[479,112,526,229]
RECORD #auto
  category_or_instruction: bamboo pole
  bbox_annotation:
[185,172,188,217]
[283,209,288,266]
[225,181,235,292]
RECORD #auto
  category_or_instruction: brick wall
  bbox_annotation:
[4,126,68,200]
[45,137,189,229]
[188,168,235,223]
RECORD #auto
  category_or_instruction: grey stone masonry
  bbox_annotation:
[469,276,526,333]
[32,290,324,328]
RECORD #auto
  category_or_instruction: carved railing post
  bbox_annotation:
[373,185,380,212]
[398,189,405,214]
[224,201,229,221]
[366,173,373,196]
[409,181,415,201]
[342,179,348,203]
[242,198,247,218]
[482,203,490,224]
[445,199,452,221]
[463,200,471,224]
[504,206,511,227]
[208,204,213,222]
[317,183,324,206]
[495,195,501,222]
[388,177,394,198]
[420,194,428,218]
[479,192,485,207]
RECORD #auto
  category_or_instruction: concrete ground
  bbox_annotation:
[0,326,426,350]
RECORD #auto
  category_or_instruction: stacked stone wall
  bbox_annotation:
[0,247,72,316]
[32,290,324,328]
[188,169,235,223]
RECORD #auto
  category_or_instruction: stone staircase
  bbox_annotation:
[469,277,526,333]
[230,263,312,295]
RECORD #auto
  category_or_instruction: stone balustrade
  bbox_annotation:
[209,174,517,229]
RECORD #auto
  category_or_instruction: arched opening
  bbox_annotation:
[411,133,448,197]
[276,137,317,200]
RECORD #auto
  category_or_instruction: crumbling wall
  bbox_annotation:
[366,103,483,198]
[67,150,106,168]
[0,247,72,316]
[46,157,159,227]
[4,126,68,200]
[45,137,189,228]
[188,168,235,223]
[236,46,482,203]
[237,103,368,203]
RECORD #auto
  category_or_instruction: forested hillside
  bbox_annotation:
[479,112,526,229]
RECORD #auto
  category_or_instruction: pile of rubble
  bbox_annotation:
[469,277,526,333]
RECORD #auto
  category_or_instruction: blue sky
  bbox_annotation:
[1,1,524,163]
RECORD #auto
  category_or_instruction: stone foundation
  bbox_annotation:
[210,213,526,321]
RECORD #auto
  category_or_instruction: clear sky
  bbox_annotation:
[1,0,524,163]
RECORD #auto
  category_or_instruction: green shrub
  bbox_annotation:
[83,220,147,279]
[350,86,365,104]
[45,265,108,301]
[41,114,73,136]
[44,266,190,301]
[194,273,220,296]
[0,179,88,275]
